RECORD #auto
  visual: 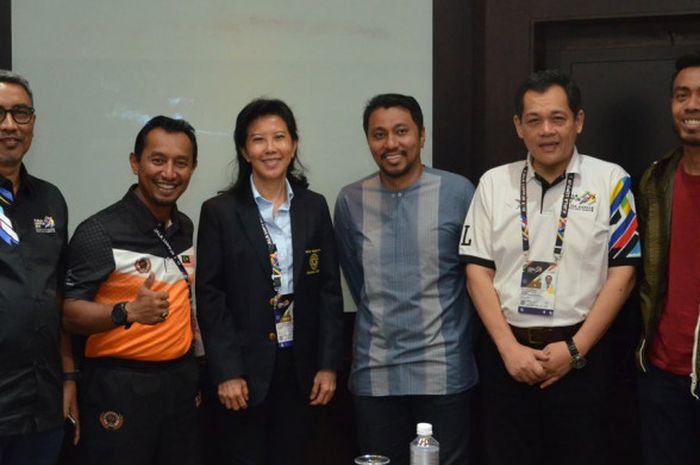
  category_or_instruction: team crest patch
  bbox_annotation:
[570,191,597,212]
[180,254,194,266]
[33,216,56,233]
[305,248,320,275]
[99,411,124,431]
[134,257,152,274]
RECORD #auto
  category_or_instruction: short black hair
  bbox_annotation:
[362,93,424,136]
[133,115,198,165]
[671,52,700,95]
[229,98,307,194]
[514,69,582,118]
[0,69,33,104]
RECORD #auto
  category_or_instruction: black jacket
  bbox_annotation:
[195,183,344,406]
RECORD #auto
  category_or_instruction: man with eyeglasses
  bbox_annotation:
[0,70,78,465]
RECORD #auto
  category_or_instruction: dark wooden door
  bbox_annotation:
[537,14,700,181]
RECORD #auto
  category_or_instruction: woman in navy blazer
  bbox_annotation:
[196,99,344,465]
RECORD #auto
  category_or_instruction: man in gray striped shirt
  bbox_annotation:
[334,94,478,465]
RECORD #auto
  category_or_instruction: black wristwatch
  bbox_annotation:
[565,337,586,369]
[111,302,132,329]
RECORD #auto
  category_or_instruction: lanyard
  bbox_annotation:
[153,224,207,355]
[519,164,575,261]
[258,215,283,298]
[0,186,13,206]
[152,226,192,299]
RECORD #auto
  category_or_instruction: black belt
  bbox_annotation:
[510,322,582,347]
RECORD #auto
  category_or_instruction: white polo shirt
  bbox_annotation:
[459,149,640,327]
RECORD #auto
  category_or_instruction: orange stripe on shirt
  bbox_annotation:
[86,272,194,361]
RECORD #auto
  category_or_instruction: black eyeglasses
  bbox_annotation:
[0,106,35,125]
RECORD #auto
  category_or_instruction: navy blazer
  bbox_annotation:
[195,183,344,406]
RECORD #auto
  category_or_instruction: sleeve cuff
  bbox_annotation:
[460,255,496,269]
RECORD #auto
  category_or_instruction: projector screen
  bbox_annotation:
[12,1,432,227]
[12,1,432,310]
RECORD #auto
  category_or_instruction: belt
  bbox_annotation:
[510,322,582,347]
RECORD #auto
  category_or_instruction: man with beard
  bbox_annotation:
[637,52,700,465]
[334,94,479,465]
[62,116,201,465]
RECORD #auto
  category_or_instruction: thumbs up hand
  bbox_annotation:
[126,273,171,325]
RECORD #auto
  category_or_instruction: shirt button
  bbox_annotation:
[268,332,277,342]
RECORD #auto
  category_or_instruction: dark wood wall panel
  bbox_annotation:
[0,0,10,69]
[433,0,482,183]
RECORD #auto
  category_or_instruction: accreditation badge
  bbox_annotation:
[518,260,558,317]
[274,296,294,348]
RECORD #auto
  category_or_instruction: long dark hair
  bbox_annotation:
[228,98,308,194]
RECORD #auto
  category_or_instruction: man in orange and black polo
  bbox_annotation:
[62,116,201,465]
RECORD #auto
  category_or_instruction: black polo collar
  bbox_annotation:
[122,184,181,235]
[0,164,36,200]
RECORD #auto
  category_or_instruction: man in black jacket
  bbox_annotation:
[0,69,77,465]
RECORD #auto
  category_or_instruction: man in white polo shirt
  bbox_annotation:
[459,69,640,465]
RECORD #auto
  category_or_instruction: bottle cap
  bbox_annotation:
[416,422,432,436]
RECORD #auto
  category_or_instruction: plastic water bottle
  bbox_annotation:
[410,422,439,465]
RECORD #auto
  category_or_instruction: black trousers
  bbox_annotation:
[479,333,611,465]
[353,390,473,465]
[638,363,700,465]
[78,354,201,465]
[213,348,313,465]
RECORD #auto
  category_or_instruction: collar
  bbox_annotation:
[525,147,582,182]
[533,171,566,189]
[249,175,294,211]
[377,165,426,194]
[0,164,35,199]
[123,184,181,234]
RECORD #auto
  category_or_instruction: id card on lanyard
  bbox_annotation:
[258,215,294,348]
[152,226,205,356]
[517,164,574,317]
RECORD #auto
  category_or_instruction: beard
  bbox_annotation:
[673,122,700,147]
[680,135,700,147]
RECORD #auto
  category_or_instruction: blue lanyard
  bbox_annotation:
[152,226,192,300]
[257,216,284,307]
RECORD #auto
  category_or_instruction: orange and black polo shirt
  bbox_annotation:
[64,185,194,361]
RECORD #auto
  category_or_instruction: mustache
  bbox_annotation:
[380,150,407,160]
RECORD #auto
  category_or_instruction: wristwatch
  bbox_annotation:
[111,302,132,329]
[565,337,586,369]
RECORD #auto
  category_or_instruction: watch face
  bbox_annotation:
[571,356,587,369]
[111,303,127,326]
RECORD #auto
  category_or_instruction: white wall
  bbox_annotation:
[12,1,432,311]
